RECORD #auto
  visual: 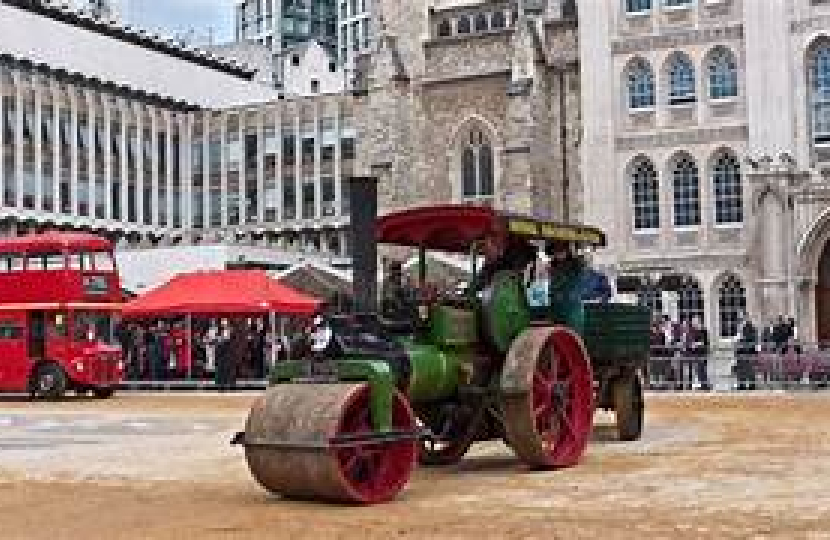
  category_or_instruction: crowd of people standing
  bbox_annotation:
[115,317,307,388]
[649,314,712,390]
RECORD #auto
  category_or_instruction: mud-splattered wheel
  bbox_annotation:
[501,327,594,468]
[243,383,418,504]
[613,373,644,442]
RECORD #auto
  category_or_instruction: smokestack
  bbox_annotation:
[347,176,379,314]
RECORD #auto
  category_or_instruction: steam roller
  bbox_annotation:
[232,176,650,504]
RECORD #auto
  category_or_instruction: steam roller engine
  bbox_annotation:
[233,177,649,504]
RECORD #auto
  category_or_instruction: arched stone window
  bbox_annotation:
[671,153,701,227]
[712,149,743,224]
[707,46,738,99]
[457,16,471,34]
[461,128,495,203]
[475,12,488,32]
[491,10,506,29]
[437,19,451,37]
[637,286,663,314]
[626,58,655,109]
[629,156,659,230]
[718,274,746,338]
[678,277,704,324]
[809,41,830,145]
[667,52,697,105]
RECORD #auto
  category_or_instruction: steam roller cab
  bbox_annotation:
[233,178,650,504]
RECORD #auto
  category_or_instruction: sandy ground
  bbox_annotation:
[1,392,830,540]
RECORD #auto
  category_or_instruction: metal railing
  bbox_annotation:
[646,343,830,392]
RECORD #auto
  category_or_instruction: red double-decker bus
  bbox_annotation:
[0,232,124,399]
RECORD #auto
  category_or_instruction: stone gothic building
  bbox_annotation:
[353,0,581,224]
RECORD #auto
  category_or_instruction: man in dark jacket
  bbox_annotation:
[735,312,758,390]
[688,316,711,391]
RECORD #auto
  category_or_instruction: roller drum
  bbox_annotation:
[243,383,417,504]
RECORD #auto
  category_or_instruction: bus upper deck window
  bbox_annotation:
[93,252,115,272]
[9,255,23,272]
[26,255,46,271]
[69,252,93,271]
[45,253,65,271]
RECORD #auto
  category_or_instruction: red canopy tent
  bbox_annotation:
[121,270,321,318]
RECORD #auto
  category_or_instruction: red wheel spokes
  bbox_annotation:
[533,345,580,452]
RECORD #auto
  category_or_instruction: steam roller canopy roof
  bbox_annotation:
[375,205,607,253]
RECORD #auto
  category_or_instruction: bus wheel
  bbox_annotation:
[92,388,115,399]
[30,364,68,400]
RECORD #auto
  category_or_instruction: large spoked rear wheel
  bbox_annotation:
[244,383,418,504]
[501,327,594,468]
[613,373,644,442]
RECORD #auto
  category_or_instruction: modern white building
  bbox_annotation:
[579,0,830,343]
[0,0,355,291]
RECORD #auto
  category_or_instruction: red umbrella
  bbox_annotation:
[121,270,320,318]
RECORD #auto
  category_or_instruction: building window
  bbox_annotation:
[461,128,494,202]
[708,47,738,99]
[630,156,659,230]
[664,0,692,6]
[457,16,471,35]
[491,11,506,29]
[627,58,655,109]
[719,275,746,338]
[712,150,743,224]
[678,278,704,324]
[810,43,830,145]
[637,286,663,314]
[291,54,300,66]
[668,53,697,105]
[311,79,319,93]
[626,0,651,13]
[672,154,701,227]
[437,19,451,37]
[475,13,488,32]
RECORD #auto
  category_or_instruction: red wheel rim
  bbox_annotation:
[530,333,593,467]
[333,386,417,503]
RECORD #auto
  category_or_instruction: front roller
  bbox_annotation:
[501,327,594,468]
[237,383,419,504]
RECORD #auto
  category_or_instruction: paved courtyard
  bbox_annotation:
[1,393,829,539]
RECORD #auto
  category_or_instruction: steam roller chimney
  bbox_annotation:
[347,176,379,315]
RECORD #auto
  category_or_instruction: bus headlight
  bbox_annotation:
[116,360,124,371]
[74,361,85,373]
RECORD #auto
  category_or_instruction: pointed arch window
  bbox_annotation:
[810,43,830,145]
[672,154,700,227]
[678,278,704,324]
[437,19,451,37]
[719,275,746,338]
[668,54,697,105]
[461,128,495,203]
[630,156,659,230]
[712,150,743,224]
[708,47,738,99]
[627,59,655,110]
